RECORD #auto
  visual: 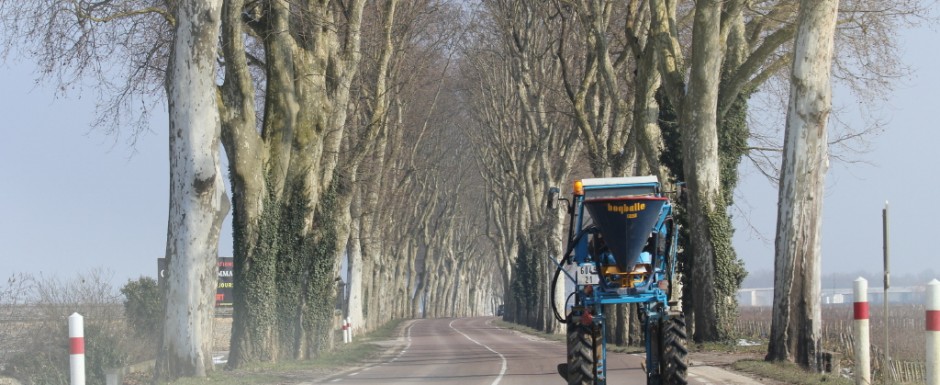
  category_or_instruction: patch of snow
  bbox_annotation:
[213,352,228,366]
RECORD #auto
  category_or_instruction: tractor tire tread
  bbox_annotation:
[567,320,598,385]
[661,315,689,385]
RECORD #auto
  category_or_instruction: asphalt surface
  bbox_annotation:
[319,317,764,385]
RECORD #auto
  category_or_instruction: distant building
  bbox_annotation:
[738,285,927,307]
[737,288,773,307]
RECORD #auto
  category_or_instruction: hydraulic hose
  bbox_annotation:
[550,227,594,323]
[551,265,566,323]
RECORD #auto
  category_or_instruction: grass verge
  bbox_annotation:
[733,359,852,385]
[158,318,407,385]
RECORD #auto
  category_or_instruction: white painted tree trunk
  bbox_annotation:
[767,0,838,369]
[157,0,227,379]
[346,197,364,337]
[550,208,568,334]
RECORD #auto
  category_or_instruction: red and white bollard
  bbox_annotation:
[854,277,871,385]
[927,279,939,385]
[69,313,85,385]
[342,319,351,344]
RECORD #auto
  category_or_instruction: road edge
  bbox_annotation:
[309,319,417,384]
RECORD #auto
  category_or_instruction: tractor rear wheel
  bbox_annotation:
[567,317,600,385]
[659,315,689,385]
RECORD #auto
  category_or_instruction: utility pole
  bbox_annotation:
[883,201,891,385]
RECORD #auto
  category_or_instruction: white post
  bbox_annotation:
[927,279,940,385]
[347,318,353,341]
[854,278,870,385]
[343,318,350,344]
[69,313,85,385]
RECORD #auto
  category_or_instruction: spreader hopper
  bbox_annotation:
[583,196,666,271]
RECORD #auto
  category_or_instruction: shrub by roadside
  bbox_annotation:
[0,271,139,385]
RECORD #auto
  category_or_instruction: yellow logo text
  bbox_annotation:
[607,202,646,216]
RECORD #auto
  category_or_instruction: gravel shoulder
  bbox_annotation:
[688,350,790,385]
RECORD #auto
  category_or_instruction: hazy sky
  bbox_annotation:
[1,17,937,287]
[731,20,940,281]
[0,62,234,285]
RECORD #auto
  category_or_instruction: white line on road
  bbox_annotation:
[448,319,507,385]
[327,321,416,383]
[385,322,415,365]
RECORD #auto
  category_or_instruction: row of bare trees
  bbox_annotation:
[457,0,577,335]
[211,0,503,376]
[0,0,502,381]
[0,0,930,380]
[456,0,929,370]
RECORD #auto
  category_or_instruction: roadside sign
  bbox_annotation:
[157,257,233,307]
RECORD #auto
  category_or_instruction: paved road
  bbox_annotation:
[321,317,762,385]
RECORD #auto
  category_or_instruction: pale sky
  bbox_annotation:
[0,62,234,284]
[732,20,940,282]
[1,19,937,287]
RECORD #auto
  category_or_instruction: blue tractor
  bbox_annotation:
[548,176,688,385]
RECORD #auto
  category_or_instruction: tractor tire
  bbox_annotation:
[567,318,600,385]
[659,315,689,385]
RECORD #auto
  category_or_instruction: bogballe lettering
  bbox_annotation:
[607,202,646,215]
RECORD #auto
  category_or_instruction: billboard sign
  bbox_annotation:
[216,257,233,307]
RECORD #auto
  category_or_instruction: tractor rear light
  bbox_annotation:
[574,180,584,196]
[658,280,669,291]
[580,310,594,325]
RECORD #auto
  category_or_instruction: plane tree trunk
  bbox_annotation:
[221,0,367,367]
[766,0,838,370]
[650,0,748,342]
[155,0,228,380]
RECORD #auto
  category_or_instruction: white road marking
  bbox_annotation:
[449,319,508,385]
[327,321,416,383]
